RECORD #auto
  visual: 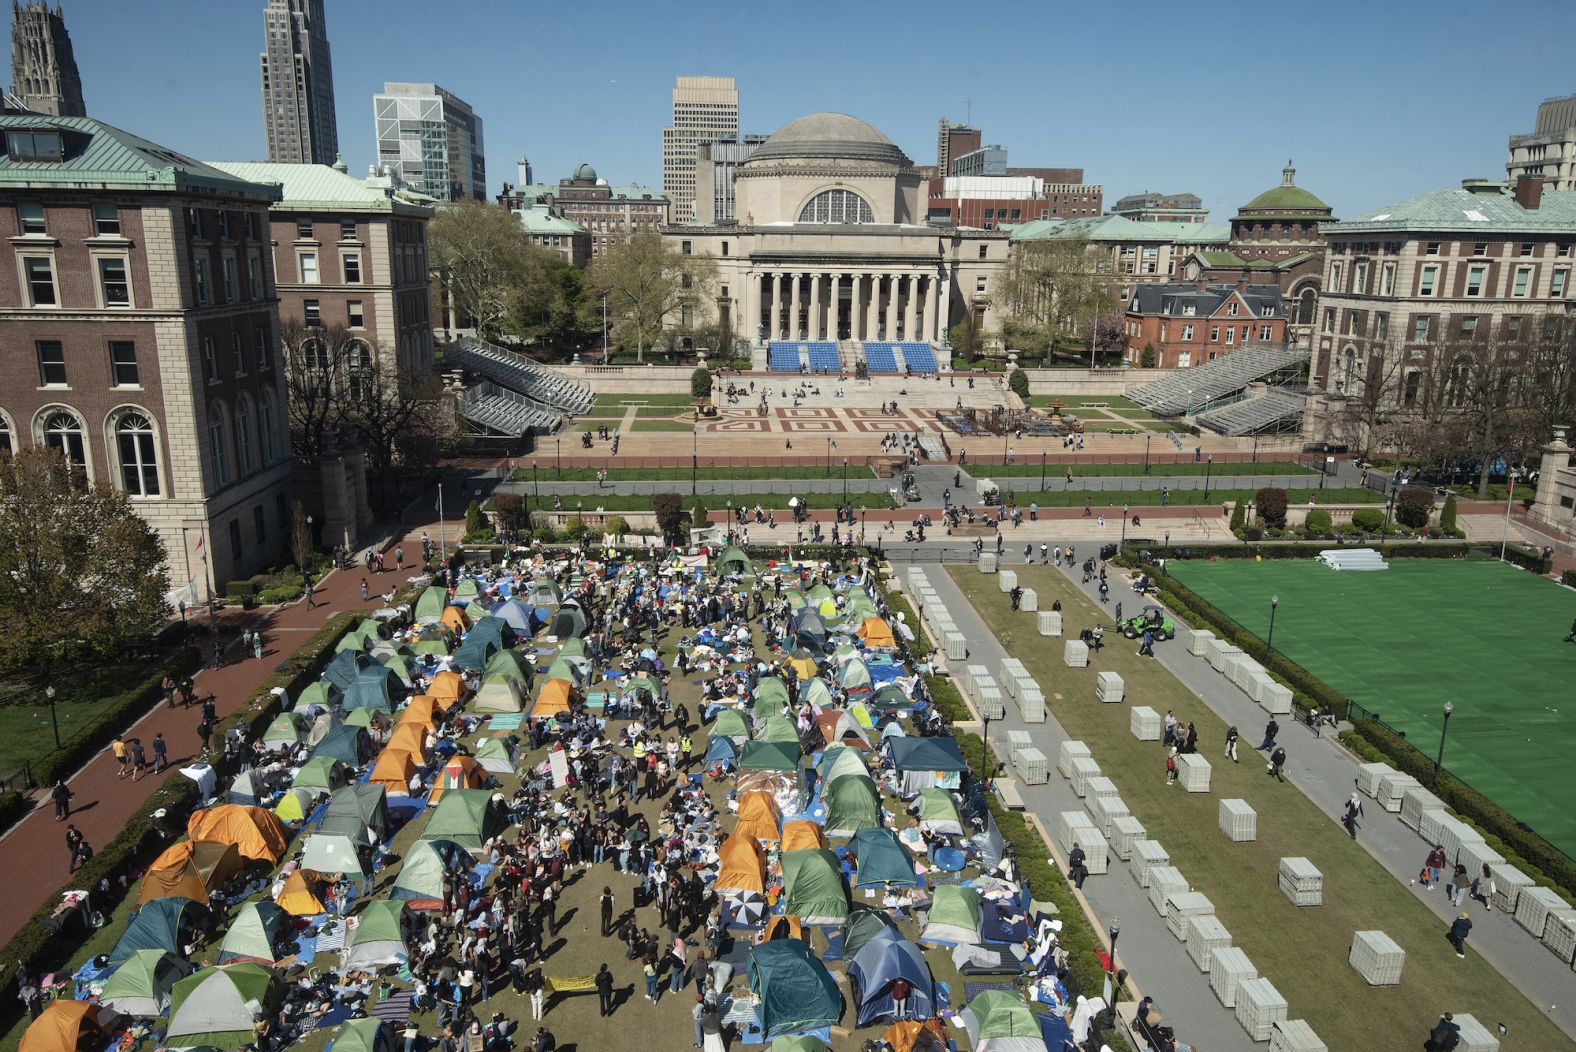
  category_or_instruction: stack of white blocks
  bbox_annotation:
[1070,757,1101,798]
[978,553,998,574]
[1006,730,1033,766]
[1053,811,1108,874]
[1057,740,1090,779]
[1020,588,1037,611]
[1109,815,1146,861]
[1037,610,1062,636]
[1130,706,1161,741]
[1376,772,1421,812]
[1131,840,1169,887]
[1448,1014,1501,1052]
[1259,681,1294,715]
[1095,670,1124,703]
[1186,915,1233,972]
[1279,856,1323,907]
[1088,792,1130,839]
[1189,629,1216,656]
[1400,787,1446,832]
[998,569,1017,593]
[1235,977,1289,1042]
[1165,891,1216,941]
[1541,911,1576,966]
[1177,753,1212,792]
[1267,1020,1328,1052]
[1015,747,1048,785]
[1064,639,1089,668]
[1219,798,1257,842]
[1355,762,1394,798]
[1349,930,1405,986]
[1516,887,1570,939]
[1147,866,1189,915]
[1208,947,1256,1008]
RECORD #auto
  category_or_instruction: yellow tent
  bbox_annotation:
[533,678,572,719]
[386,722,428,758]
[428,755,486,802]
[734,790,782,843]
[185,805,289,864]
[856,617,895,649]
[136,840,244,907]
[398,695,438,727]
[427,672,465,707]
[716,834,767,894]
[368,748,420,796]
[883,1019,949,1052]
[275,869,329,916]
[784,654,818,679]
[761,915,805,943]
[440,605,469,634]
[780,819,828,852]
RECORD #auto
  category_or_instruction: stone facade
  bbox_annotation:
[9,0,83,116]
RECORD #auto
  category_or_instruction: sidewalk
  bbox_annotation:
[0,519,436,946]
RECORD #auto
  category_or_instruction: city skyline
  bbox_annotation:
[7,0,1575,219]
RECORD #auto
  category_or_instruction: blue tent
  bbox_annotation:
[469,616,512,646]
[490,600,536,634]
[344,667,399,713]
[747,939,842,1039]
[322,651,377,693]
[848,828,919,888]
[847,928,936,1026]
[451,634,499,672]
[703,735,739,769]
[110,897,202,965]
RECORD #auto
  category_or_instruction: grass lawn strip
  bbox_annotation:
[629,420,700,433]
[1028,395,1143,411]
[971,488,1380,507]
[592,393,696,408]
[952,567,1568,1052]
[979,461,1314,479]
[529,492,891,512]
[511,466,880,483]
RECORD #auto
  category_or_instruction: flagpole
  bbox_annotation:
[438,483,447,564]
[1499,477,1514,562]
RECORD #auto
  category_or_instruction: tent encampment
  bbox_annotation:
[422,789,504,849]
[822,774,882,838]
[275,869,330,916]
[99,950,192,1016]
[414,586,448,623]
[739,740,800,772]
[328,1018,396,1052]
[300,832,368,879]
[848,827,918,888]
[262,711,309,748]
[712,709,751,741]
[886,736,969,796]
[848,928,936,1026]
[217,900,287,965]
[368,749,419,796]
[165,963,282,1048]
[225,768,268,807]
[754,714,800,747]
[473,674,524,713]
[428,755,487,802]
[734,790,782,843]
[780,848,850,923]
[716,546,754,576]
[391,838,471,909]
[398,696,439,728]
[474,736,519,774]
[836,659,872,695]
[490,599,536,634]
[186,805,289,864]
[913,788,964,835]
[960,989,1047,1052]
[841,907,900,960]
[344,666,400,713]
[484,648,535,689]
[527,578,563,606]
[292,755,349,793]
[320,783,389,847]
[855,617,895,649]
[322,651,376,693]
[747,939,842,1040]
[549,600,587,639]
[451,633,499,672]
[816,746,868,786]
[345,900,411,968]
[109,897,201,965]
[920,885,983,946]
[18,1002,122,1052]
[135,840,243,908]
[715,834,767,895]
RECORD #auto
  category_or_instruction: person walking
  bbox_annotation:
[1447,912,1473,959]
[1165,747,1179,786]
[1067,844,1089,889]
[304,577,317,609]
[1474,865,1497,912]
[196,719,213,760]
[643,951,659,1004]
[1258,718,1279,751]
[600,887,615,938]
[252,631,264,661]
[1224,725,1239,763]
[50,779,71,821]
[65,824,83,872]
[1268,745,1287,781]
[112,735,129,778]
[525,967,546,1021]
[151,731,168,773]
[1446,863,1469,908]
[128,738,147,781]
[1421,845,1447,889]
[360,578,370,602]
[595,963,614,1018]
[1342,792,1364,840]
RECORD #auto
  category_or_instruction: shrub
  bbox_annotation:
[1564,569,1576,589]
[1229,500,1246,532]
[492,492,527,533]
[0,789,30,834]
[561,516,589,542]
[464,500,485,537]
[1351,508,1385,531]
[1396,485,1433,528]
[1440,493,1458,534]
[651,493,684,542]
[1255,487,1288,528]
[1141,344,1157,368]
[1244,525,1264,541]
[690,367,712,399]
[1305,508,1332,535]
[605,515,631,538]
[1007,368,1030,399]
[691,500,710,527]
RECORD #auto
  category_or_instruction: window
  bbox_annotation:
[1553,269,1568,298]
[296,217,313,240]
[1260,324,1274,340]
[721,241,729,256]
[92,203,119,235]
[1177,352,1191,368]
[339,218,357,241]
[253,505,266,543]
[224,257,241,302]
[1426,241,1441,255]
[115,414,158,496]
[1181,324,1194,340]
[1404,371,1421,406]
[255,326,269,371]
[1330,261,1343,289]
[1224,326,1234,345]
[1375,313,1388,339]
[203,337,218,382]
[236,399,254,475]
[1419,265,1438,297]
[23,256,56,306]
[1182,304,1197,317]
[1347,311,1359,335]
[1459,316,1478,337]
[342,253,361,283]
[244,212,257,240]
[187,208,202,238]
[975,276,987,293]
[0,416,10,456]
[347,300,364,328]
[109,341,138,386]
[798,189,874,224]
[1472,242,1488,256]
[16,202,45,233]
[35,340,66,385]
[1506,316,1523,340]
[1209,326,1220,342]
[43,411,85,474]
[1412,316,1431,341]
[680,240,692,255]
[979,245,989,260]
[248,256,262,300]
[1323,307,1335,332]
[304,299,321,324]
[231,332,245,374]
[1513,266,1531,297]
[1353,262,1367,293]
[299,252,319,284]
[218,212,231,240]
[97,257,130,306]
[260,391,277,463]
[194,258,210,305]
[1466,265,1486,296]
[1519,242,1534,257]
[208,410,230,486]
[5,129,62,161]
[228,519,241,562]
[1381,262,1396,296]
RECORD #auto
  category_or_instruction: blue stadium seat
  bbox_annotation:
[806,341,840,372]
[768,342,801,372]
[899,343,937,373]
[863,343,898,373]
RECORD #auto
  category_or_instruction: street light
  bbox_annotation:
[1040,450,1047,491]
[1106,919,1121,1030]
[1433,701,1454,789]
[1143,432,1152,473]
[45,683,59,750]
[555,436,562,479]
[1203,454,1214,502]
[532,460,540,501]
[842,456,848,501]
[1266,595,1280,664]
[981,714,992,791]
[1120,504,1129,550]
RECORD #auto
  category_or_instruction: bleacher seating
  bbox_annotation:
[1129,345,1308,416]
[457,383,561,436]
[768,342,802,372]
[768,341,841,372]
[899,342,938,373]
[1197,389,1307,436]
[447,337,594,415]
[863,343,899,373]
[806,342,841,372]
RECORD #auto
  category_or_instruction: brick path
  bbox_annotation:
[0,520,436,945]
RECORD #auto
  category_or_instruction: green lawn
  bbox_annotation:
[592,393,696,408]
[1167,558,1576,858]
[629,419,699,433]
[1028,394,1142,410]
[1076,420,1156,432]
[971,488,1381,507]
[510,465,878,483]
[953,568,1570,1052]
[0,660,168,780]
[976,461,1315,479]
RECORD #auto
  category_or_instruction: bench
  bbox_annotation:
[994,778,1026,811]
[618,399,650,407]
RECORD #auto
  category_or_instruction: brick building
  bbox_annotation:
[1123,279,1287,369]
[0,114,293,593]
[498,162,668,258]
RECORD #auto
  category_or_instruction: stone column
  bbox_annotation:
[862,274,876,341]
[933,268,948,346]
[904,273,919,341]
[789,273,802,340]
[767,273,779,341]
[809,272,822,341]
[885,274,899,341]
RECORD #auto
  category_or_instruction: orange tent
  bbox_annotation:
[734,790,781,842]
[856,617,895,648]
[276,868,329,916]
[715,834,767,894]
[533,678,572,719]
[427,755,486,802]
[398,695,439,727]
[19,1001,120,1052]
[440,606,469,634]
[368,748,420,796]
[185,805,289,864]
[136,840,243,907]
[428,672,465,707]
[760,915,804,943]
[884,1019,949,1052]
[386,722,428,758]
[780,819,828,852]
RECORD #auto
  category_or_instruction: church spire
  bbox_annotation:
[1282,159,1296,187]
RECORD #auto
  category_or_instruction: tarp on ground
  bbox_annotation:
[780,819,827,853]
[474,674,524,713]
[427,671,465,707]
[484,648,534,688]
[414,586,448,623]
[320,783,389,847]
[822,773,882,837]
[716,546,754,576]
[99,949,192,1016]
[914,788,964,835]
[18,1002,122,1052]
[275,869,329,916]
[312,724,373,765]
[368,749,419,796]
[217,901,287,965]
[734,790,781,843]
[533,678,572,719]
[712,709,751,741]
[428,755,487,802]
[752,678,790,709]
[345,900,411,968]
[736,769,803,818]
[391,838,471,909]
[165,963,282,1049]
[328,1017,396,1052]
[755,714,800,746]
[921,885,983,945]
[293,755,349,793]
[848,827,918,888]
[780,848,850,923]
[186,805,289,864]
[715,833,767,895]
[300,832,367,879]
[841,907,900,960]
[747,938,842,1040]
[474,736,519,774]
[961,989,1046,1052]
[855,617,895,649]
[848,928,936,1026]
[135,840,243,908]
[739,739,800,773]
[110,897,200,965]
[422,789,504,850]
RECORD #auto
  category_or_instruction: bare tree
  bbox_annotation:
[1325,336,1411,460]
[280,318,354,459]
[340,345,445,513]
[995,235,1115,355]
[429,199,534,340]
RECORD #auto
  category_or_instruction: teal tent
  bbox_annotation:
[293,755,348,793]
[755,715,800,746]
[780,848,849,923]
[822,773,882,837]
[452,633,500,671]
[422,789,506,849]
[312,724,373,766]
[110,898,201,964]
[798,678,834,709]
[320,783,389,847]
[841,907,900,960]
[295,680,341,712]
[391,838,471,909]
[713,709,751,740]
[484,648,534,688]
[848,828,918,888]
[322,650,376,693]
[816,746,867,786]
[739,740,801,772]
[747,938,842,1039]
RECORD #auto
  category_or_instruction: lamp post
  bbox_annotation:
[532,460,540,501]
[842,456,848,501]
[45,683,59,750]
[1040,450,1047,491]
[1106,919,1121,1029]
[981,714,992,791]
[1383,480,1397,533]
[555,436,562,479]
[1433,701,1454,789]
[1120,504,1129,550]
[1143,432,1152,473]
[1203,454,1214,502]
[1266,595,1280,664]
[692,426,698,496]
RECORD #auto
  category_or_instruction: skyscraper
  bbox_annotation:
[9,1,84,117]
[663,75,738,224]
[259,0,338,164]
[373,83,485,201]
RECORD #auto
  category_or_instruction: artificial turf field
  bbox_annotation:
[1167,557,1576,858]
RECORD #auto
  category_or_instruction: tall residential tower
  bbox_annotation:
[373,82,485,201]
[662,75,737,224]
[259,0,338,164]
[9,1,84,117]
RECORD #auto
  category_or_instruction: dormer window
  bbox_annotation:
[5,129,64,162]
[1182,305,1196,316]
[1227,301,1239,316]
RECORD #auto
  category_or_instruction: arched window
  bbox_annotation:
[43,410,86,475]
[0,413,12,457]
[235,398,255,476]
[799,189,873,225]
[115,413,159,496]
[1296,287,1317,325]
[208,405,231,487]
[259,390,278,464]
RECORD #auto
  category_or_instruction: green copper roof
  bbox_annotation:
[515,203,585,235]
[1333,185,1576,235]
[0,115,275,197]
[1008,213,1228,245]
[1240,185,1330,213]
[206,161,436,216]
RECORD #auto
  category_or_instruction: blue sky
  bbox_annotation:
[25,0,1576,219]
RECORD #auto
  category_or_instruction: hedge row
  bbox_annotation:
[0,608,364,1041]
[0,790,29,834]
[1564,569,1576,589]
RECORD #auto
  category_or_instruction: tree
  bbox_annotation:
[1395,486,1434,529]
[429,199,535,339]
[1255,487,1288,529]
[0,447,168,673]
[339,344,445,513]
[1324,336,1411,461]
[949,313,986,362]
[1140,344,1157,369]
[1305,508,1332,535]
[493,492,529,535]
[1007,368,1030,400]
[505,246,592,351]
[1229,499,1246,533]
[996,236,1114,354]
[587,231,717,362]
[691,367,713,400]
[464,500,486,538]
[652,493,684,543]
[280,318,353,460]
[1440,493,1459,534]
[290,500,313,575]
[605,515,631,539]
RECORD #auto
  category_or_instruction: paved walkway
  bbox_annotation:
[0,518,440,945]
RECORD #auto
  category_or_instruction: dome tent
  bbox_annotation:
[109,897,201,965]
[300,832,368,879]
[165,963,282,1049]
[428,755,487,802]
[780,848,849,923]
[746,938,843,1040]
[368,749,419,796]
[841,906,900,960]
[296,679,341,711]
[345,899,412,968]
[186,805,289,864]
[484,647,535,688]
[391,838,471,909]
[960,988,1046,1052]
[913,786,965,835]
[739,739,800,772]
[474,673,525,712]
[754,714,800,746]
[920,884,983,945]
[329,1018,397,1052]
[99,949,193,1016]
[712,709,751,741]
[549,599,588,639]
[855,617,895,649]
[734,790,781,843]
[702,734,739,768]
[848,827,918,888]
[413,585,449,623]
[262,711,309,748]
[320,783,389,847]
[822,773,882,837]
[715,833,768,895]
[752,677,790,709]
[780,819,827,853]
[217,901,288,965]
[293,755,349,793]
[18,1002,122,1052]
[816,745,867,785]
[716,546,754,576]
[848,928,936,1026]
[135,840,243,908]
[312,723,373,765]
[422,788,505,849]
[475,736,520,774]
[275,868,330,915]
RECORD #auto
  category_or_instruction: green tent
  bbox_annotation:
[166,963,282,1048]
[412,639,449,658]
[914,787,964,835]
[100,949,192,1016]
[301,832,368,878]
[323,651,376,692]
[328,1018,396,1052]
[474,673,525,713]
[321,783,389,847]
[747,938,842,1039]
[527,578,562,605]
[716,546,754,576]
[414,586,449,622]
[798,678,834,709]
[292,755,348,792]
[559,636,587,658]
[920,885,983,945]
[837,660,872,692]
[262,712,308,748]
[830,643,859,666]
[848,828,917,888]
[806,583,835,606]
[380,655,414,686]
[335,630,371,654]
[484,648,534,688]
[840,907,901,960]
[624,673,665,700]
[712,709,751,740]
[871,684,913,711]
[217,901,287,965]
[739,740,801,772]
[345,900,411,968]
[822,773,882,837]
[391,838,471,908]
[756,715,800,746]
[816,746,867,786]
[342,707,378,730]
[962,989,1042,1044]
[422,789,505,850]
[475,736,519,774]
[110,897,200,965]
[545,657,582,685]
[780,848,849,922]
[753,678,790,708]
[843,588,876,620]
[295,680,341,711]
[451,634,499,672]
[453,577,481,599]
[782,590,806,610]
